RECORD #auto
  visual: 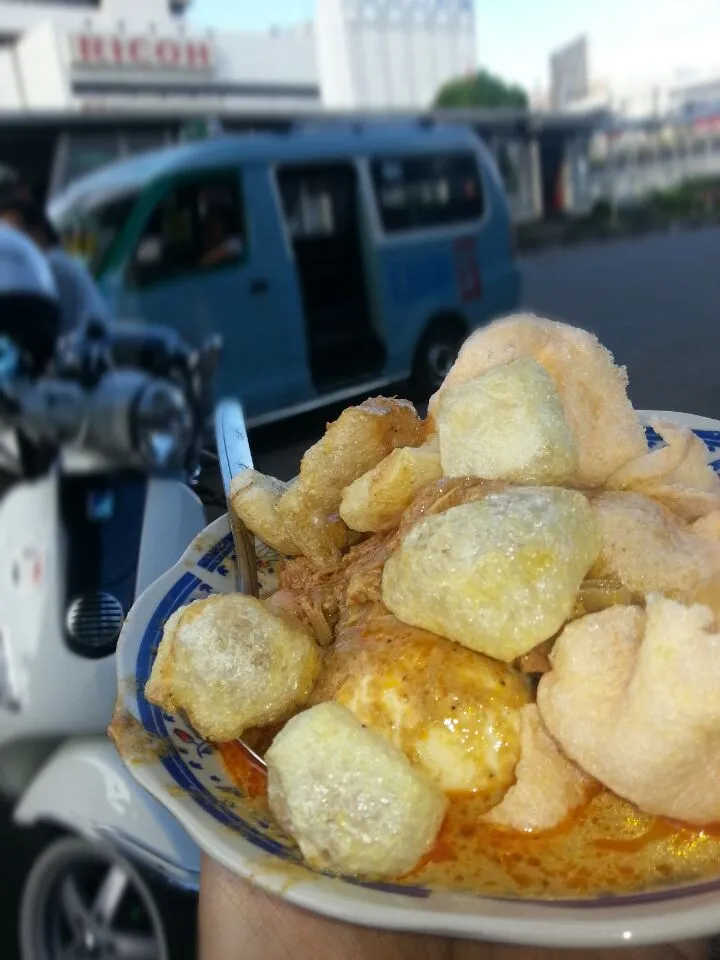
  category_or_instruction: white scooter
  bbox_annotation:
[0,230,222,959]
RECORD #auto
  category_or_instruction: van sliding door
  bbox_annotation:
[277,162,386,392]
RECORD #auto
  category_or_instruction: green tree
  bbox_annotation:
[434,69,529,110]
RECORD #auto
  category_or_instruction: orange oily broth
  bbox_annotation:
[218,740,720,898]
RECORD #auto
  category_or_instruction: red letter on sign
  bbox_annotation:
[157,40,182,67]
[186,41,211,70]
[75,34,105,65]
[128,38,151,66]
[109,36,124,64]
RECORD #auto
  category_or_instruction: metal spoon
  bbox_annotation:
[215,398,259,598]
[214,398,266,768]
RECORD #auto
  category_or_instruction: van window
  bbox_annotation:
[371,152,484,233]
[129,174,245,288]
[277,166,353,240]
[58,192,138,277]
[276,163,385,390]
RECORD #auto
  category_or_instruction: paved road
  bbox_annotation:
[521,225,720,417]
[2,225,719,959]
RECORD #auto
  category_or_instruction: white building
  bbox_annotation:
[668,72,720,120]
[316,0,476,110]
[0,0,319,113]
[0,0,476,114]
[547,34,720,125]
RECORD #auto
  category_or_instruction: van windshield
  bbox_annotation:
[55,191,139,278]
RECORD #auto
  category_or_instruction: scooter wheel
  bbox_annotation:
[19,835,195,960]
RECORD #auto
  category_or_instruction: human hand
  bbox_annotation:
[198,855,710,960]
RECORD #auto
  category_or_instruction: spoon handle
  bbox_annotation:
[214,398,259,599]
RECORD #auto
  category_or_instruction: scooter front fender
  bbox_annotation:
[13,737,200,892]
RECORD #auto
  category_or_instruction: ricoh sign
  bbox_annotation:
[70,34,214,73]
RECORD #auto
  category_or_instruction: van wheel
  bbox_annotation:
[19,836,195,960]
[411,318,466,400]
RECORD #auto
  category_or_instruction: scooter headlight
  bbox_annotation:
[133,381,194,470]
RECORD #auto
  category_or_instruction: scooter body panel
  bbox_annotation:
[0,470,118,745]
[135,479,205,596]
[0,474,205,753]
[14,737,200,890]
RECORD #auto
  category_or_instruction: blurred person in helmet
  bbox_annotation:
[0,181,111,336]
[0,222,62,480]
[0,221,60,375]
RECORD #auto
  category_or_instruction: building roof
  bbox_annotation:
[0,106,604,209]
[0,106,604,137]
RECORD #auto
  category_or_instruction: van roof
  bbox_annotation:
[49,122,483,219]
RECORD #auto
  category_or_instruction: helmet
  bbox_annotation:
[0,223,57,298]
[0,225,60,373]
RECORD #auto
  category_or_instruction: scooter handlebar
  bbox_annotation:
[0,324,220,471]
[1,368,193,470]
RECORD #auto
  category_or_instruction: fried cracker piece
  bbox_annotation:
[516,577,636,676]
[606,419,720,520]
[272,490,349,572]
[339,436,442,533]
[398,476,506,535]
[482,705,594,832]
[276,397,424,568]
[436,357,578,484]
[145,594,320,743]
[692,511,720,540]
[266,702,447,877]
[428,313,647,487]
[277,477,506,641]
[537,597,720,825]
[229,470,301,556]
[382,487,601,662]
[591,491,720,614]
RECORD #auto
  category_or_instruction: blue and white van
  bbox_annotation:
[50,122,521,423]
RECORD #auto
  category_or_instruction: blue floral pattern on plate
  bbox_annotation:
[134,530,432,896]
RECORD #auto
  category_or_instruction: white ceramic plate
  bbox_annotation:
[113,411,720,949]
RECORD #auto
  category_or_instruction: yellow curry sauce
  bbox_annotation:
[218,740,720,899]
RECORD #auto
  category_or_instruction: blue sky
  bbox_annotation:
[190,1,720,93]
